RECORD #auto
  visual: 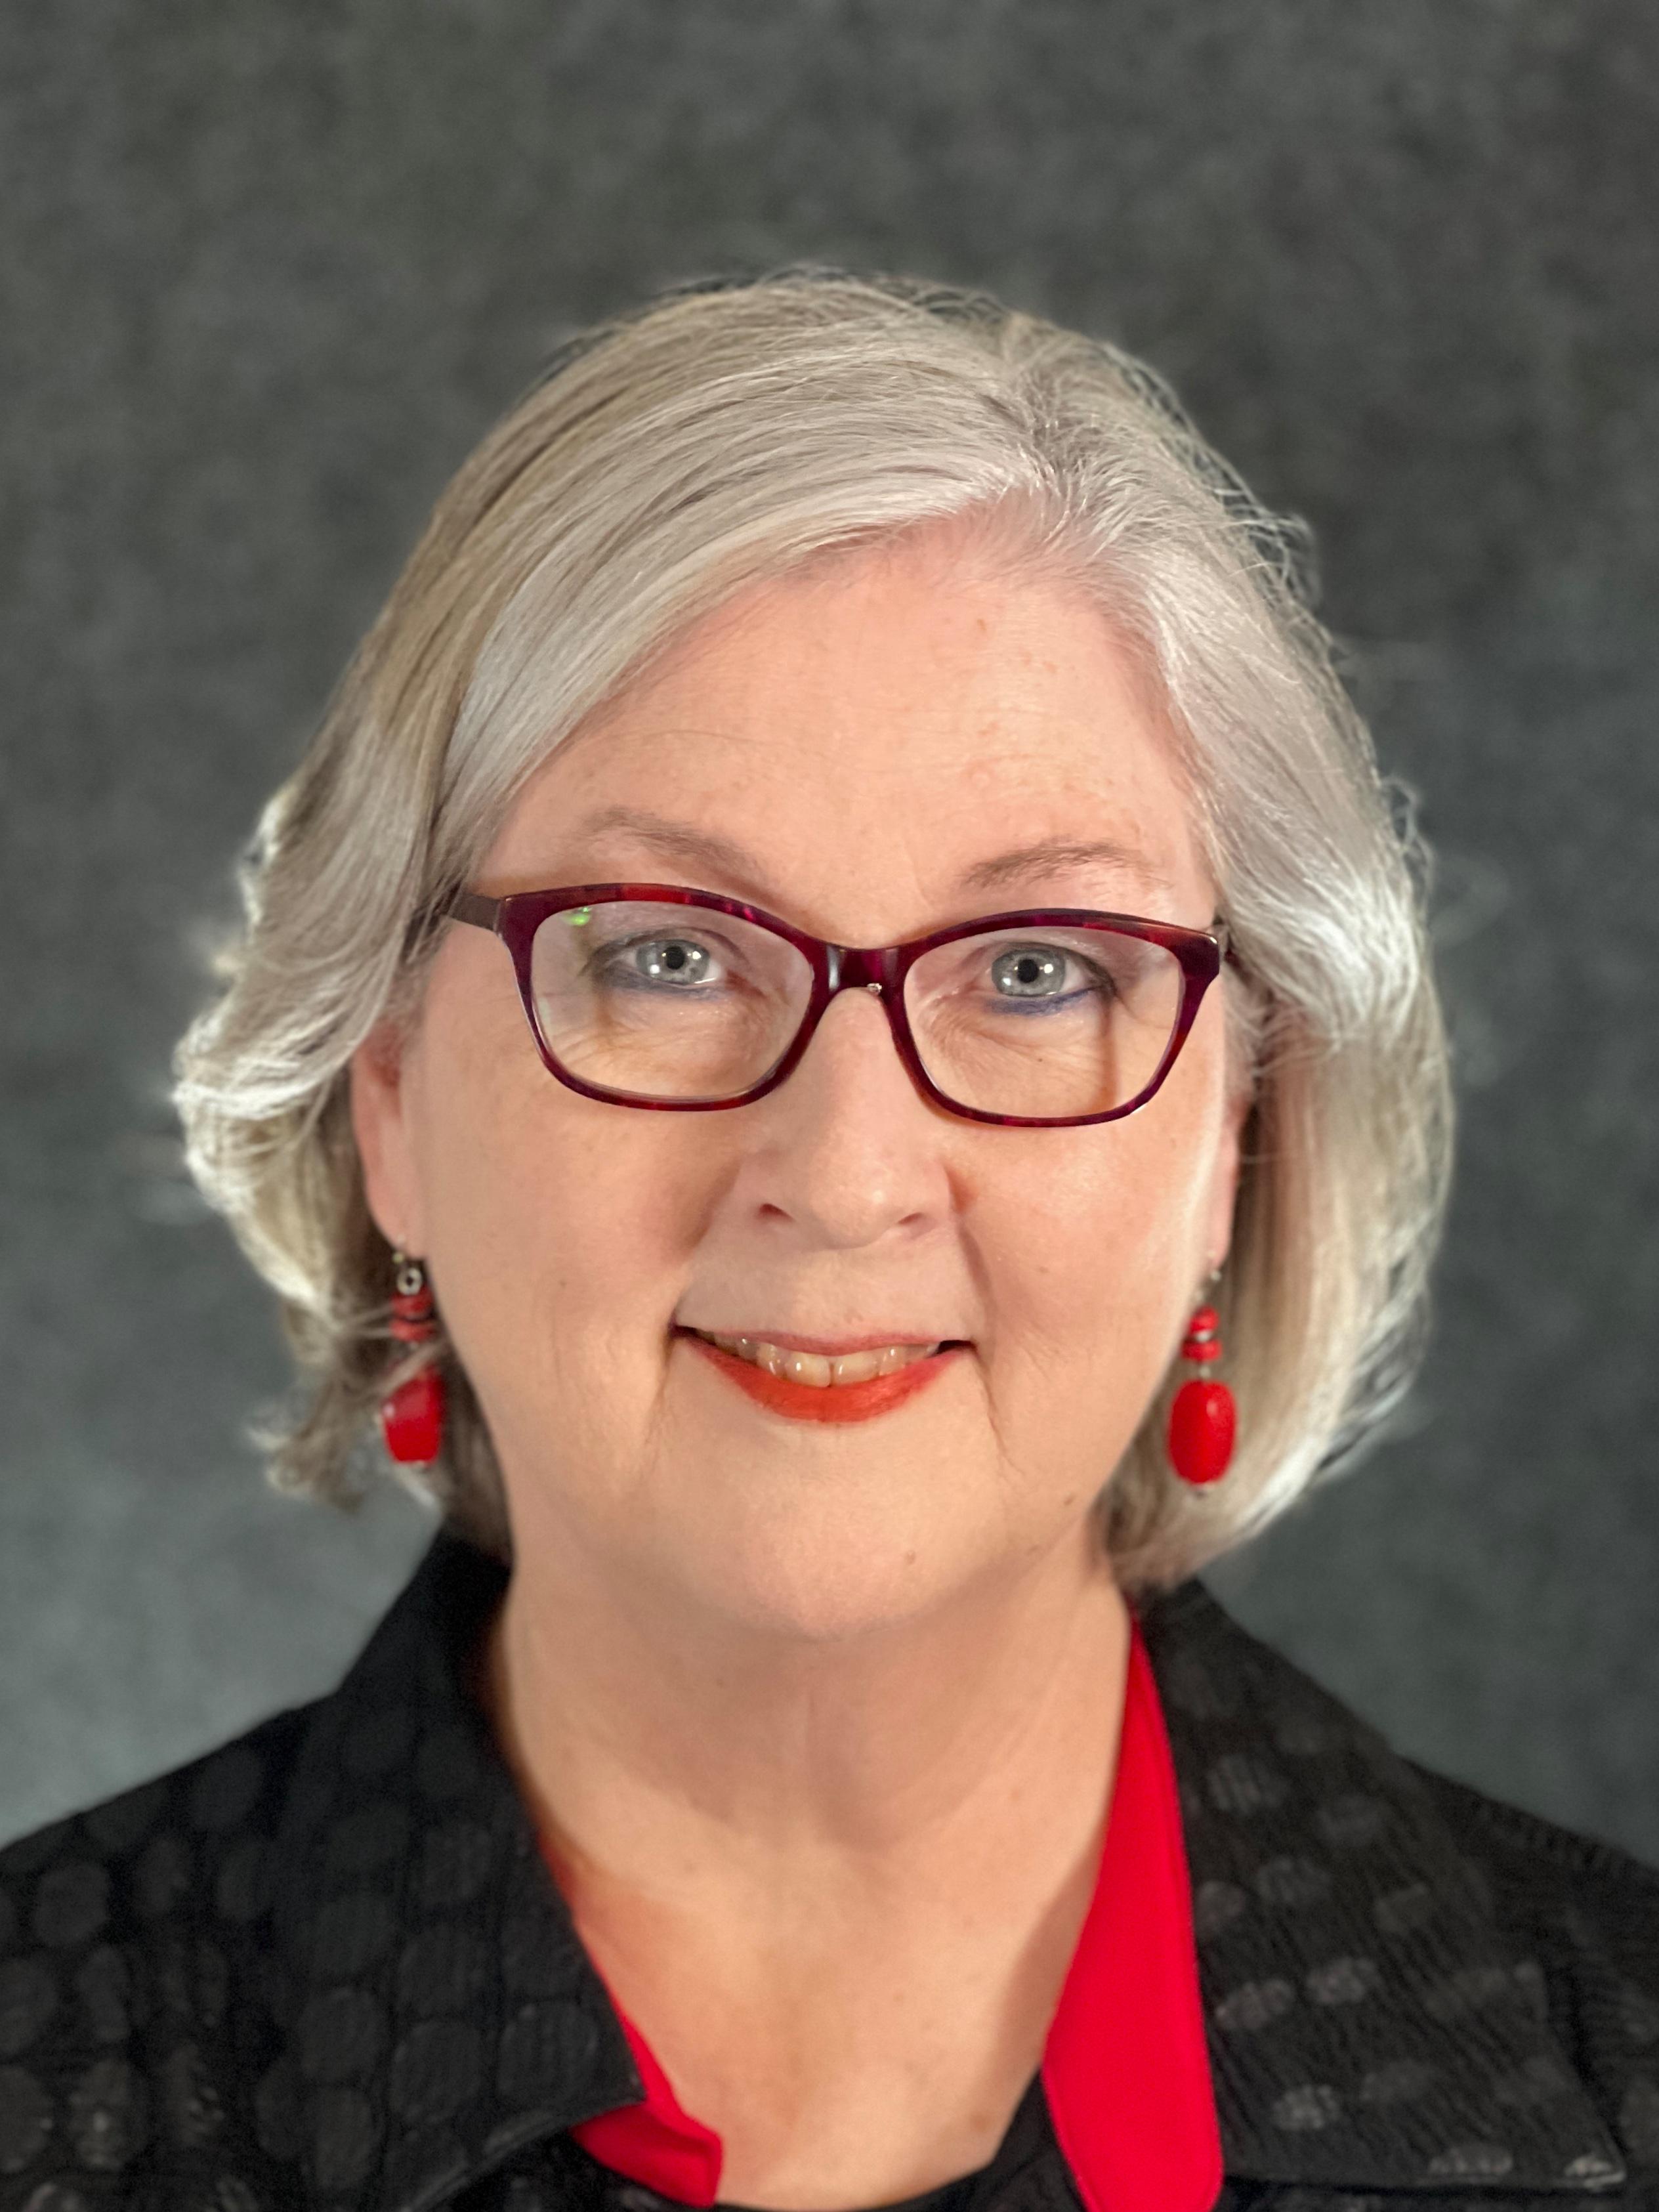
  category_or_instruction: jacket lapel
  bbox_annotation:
[1140,1579,1627,2196]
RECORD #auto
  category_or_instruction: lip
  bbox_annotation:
[677,1330,968,1424]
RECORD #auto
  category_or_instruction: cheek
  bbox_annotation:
[410,1035,693,1413]
[985,1085,1219,1387]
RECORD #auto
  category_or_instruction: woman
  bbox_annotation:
[3,270,1654,2212]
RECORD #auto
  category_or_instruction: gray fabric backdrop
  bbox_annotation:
[3,0,1656,1858]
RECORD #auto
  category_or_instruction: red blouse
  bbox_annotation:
[561,1619,1222,2212]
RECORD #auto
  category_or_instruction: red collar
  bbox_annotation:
[562,1620,1221,2212]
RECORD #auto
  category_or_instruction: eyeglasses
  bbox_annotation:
[446,883,1234,1130]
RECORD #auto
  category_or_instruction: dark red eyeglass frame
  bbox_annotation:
[446,882,1236,1130]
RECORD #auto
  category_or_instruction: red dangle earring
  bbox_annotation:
[1167,1275,1236,1486]
[379,1250,447,1466]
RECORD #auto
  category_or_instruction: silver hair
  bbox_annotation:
[173,267,1452,1591]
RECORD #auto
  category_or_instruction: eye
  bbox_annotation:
[602,934,723,987]
[986,941,1110,1002]
[994,944,1064,997]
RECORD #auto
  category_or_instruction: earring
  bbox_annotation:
[1167,1276,1235,1486]
[379,1250,446,1466]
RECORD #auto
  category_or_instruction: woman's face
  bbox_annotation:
[352,527,1248,1638]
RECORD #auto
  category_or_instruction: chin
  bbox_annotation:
[652,1486,1000,1645]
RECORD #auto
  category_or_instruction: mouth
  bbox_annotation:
[672,1326,971,1424]
[677,1327,967,1388]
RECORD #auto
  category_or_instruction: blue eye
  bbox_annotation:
[636,939,712,984]
[593,935,722,989]
[986,943,1110,1008]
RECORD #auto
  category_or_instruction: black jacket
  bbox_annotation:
[3,1529,1656,2212]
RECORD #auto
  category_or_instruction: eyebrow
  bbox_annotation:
[562,804,1180,906]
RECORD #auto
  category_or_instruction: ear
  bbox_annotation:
[349,1018,428,1256]
[1201,1078,1252,1283]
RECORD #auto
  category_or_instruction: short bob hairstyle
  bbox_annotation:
[174,266,1453,1593]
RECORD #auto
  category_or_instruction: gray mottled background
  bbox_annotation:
[3,1,1657,1856]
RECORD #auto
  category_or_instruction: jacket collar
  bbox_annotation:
[269,1533,644,2211]
[269,1531,1626,2209]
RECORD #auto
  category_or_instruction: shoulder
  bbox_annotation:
[1411,1754,1659,1936]
[0,1530,503,2209]
[0,1695,314,1928]
[1145,1573,1659,1944]
[1410,1759,1659,2139]
[0,1701,318,2208]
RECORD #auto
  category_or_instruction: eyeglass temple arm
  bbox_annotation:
[449,890,501,931]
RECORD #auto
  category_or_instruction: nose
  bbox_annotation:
[738,981,952,1242]
[787,977,920,1108]
[771,962,975,1135]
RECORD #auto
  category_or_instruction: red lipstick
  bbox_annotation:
[680,1333,966,1424]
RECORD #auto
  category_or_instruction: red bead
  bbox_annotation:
[1167,1378,1236,1485]
[1186,1305,1218,1336]
[1180,1336,1223,1363]
[379,1364,446,1464]
[390,1289,436,1344]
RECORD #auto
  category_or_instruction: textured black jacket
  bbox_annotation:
[3,1528,1657,2212]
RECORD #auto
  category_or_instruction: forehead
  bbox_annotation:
[487,535,1208,924]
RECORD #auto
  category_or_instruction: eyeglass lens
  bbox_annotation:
[529,899,1186,1117]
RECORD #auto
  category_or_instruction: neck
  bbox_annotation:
[478,1514,1133,2207]
[480,1509,1130,1921]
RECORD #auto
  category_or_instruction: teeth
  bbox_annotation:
[698,1333,942,1387]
